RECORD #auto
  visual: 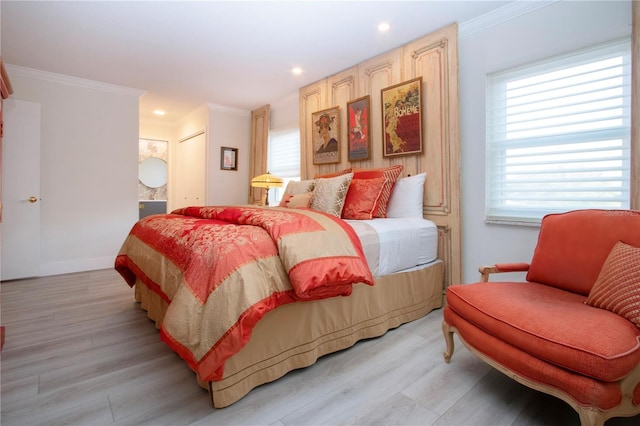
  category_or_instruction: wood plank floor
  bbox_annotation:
[1,268,638,426]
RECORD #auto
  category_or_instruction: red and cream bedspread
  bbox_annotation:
[115,205,374,381]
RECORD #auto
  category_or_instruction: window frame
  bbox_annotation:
[267,127,301,204]
[485,37,632,225]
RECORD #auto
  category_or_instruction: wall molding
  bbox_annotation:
[207,102,250,116]
[39,256,115,278]
[459,0,557,39]
[5,64,146,97]
[270,91,299,108]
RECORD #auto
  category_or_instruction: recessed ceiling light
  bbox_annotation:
[153,110,166,116]
[378,22,390,32]
[292,67,303,75]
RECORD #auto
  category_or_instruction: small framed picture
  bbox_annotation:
[381,77,423,157]
[311,106,340,165]
[346,96,370,161]
[220,147,238,171]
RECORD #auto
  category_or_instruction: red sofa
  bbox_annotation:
[443,209,640,426]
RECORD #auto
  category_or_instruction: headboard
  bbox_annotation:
[298,23,461,287]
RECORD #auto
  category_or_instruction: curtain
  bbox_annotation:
[248,105,270,204]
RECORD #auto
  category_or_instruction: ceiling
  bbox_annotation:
[1,1,512,124]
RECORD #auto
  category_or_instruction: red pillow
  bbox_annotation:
[342,177,386,220]
[352,165,403,217]
[585,241,640,328]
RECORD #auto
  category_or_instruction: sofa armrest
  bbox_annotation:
[479,263,530,282]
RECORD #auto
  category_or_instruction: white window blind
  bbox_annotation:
[486,38,631,224]
[268,128,300,204]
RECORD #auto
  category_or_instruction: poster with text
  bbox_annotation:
[381,77,423,157]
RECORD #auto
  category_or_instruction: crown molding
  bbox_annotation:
[5,64,146,97]
[207,102,250,117]
[459,0,558,39]
[270,91,299,108]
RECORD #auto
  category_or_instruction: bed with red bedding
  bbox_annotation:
[116,204,444,407]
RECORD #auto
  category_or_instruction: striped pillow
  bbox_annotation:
[585,241,640,328]
[352,165,403,217]
[341,177,387,220]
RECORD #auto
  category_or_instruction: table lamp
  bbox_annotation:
[250,172,283,206]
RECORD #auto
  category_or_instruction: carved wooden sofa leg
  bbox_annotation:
[577,408,605,426]
[442,320,455,363]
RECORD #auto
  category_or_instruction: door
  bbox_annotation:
[175,131,205,209]
[1,99,41,280]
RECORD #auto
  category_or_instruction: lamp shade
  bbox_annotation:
[250,172,283,189]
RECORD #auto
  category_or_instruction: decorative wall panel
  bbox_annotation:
[248,105,269,205]
[300,23,461,286]
[299,82,326,179]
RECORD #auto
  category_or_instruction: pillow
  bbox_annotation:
[386,173,426,218]
[352,165,403,217]
[310,173,354,217]
[280,192,313,209]
[342,177,387,220]
[278,180,315,207]
[314,168,352,179]
[585,241,640,328]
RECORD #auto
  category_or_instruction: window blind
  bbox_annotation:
[486,38,631,224]
[268,128,301,203]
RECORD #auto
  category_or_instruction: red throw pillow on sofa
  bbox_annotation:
[585,241,640,328]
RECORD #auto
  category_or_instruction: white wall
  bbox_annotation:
[140,121,175,149]
[270,92,299,132]
[208,105,251,205]
[170,105,209,211]
[6,67,142,275]
[459,0,632,283]
[170,103,251,209]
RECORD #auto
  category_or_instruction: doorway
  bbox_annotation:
[138,139,168,220]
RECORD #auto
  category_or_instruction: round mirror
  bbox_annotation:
[139,157,167,188]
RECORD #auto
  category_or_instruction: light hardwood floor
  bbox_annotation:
[1,268,638,426]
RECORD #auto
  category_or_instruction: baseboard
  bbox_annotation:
[38,256,115,277]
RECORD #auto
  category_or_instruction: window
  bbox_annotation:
[486,38,631,224]
[267,128,300,204]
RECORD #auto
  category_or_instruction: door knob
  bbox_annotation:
[27,196,38,203]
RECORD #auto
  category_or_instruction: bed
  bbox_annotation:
[115,171,445,407]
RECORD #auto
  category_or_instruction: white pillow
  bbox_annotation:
[386,173,426,218]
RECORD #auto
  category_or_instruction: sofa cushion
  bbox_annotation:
[586,241,640,328]
[443,307,624,410]
[526,209,640,295]
[446,282,640,382]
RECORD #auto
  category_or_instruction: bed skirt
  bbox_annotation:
[133,259,444,407]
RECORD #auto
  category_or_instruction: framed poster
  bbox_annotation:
[346,96,370,161]
[381,77,423,157]
[220,146,238,170]
[312,106,340,165]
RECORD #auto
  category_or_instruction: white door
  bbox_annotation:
[1,99,41,280]
[175,132,205,209]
